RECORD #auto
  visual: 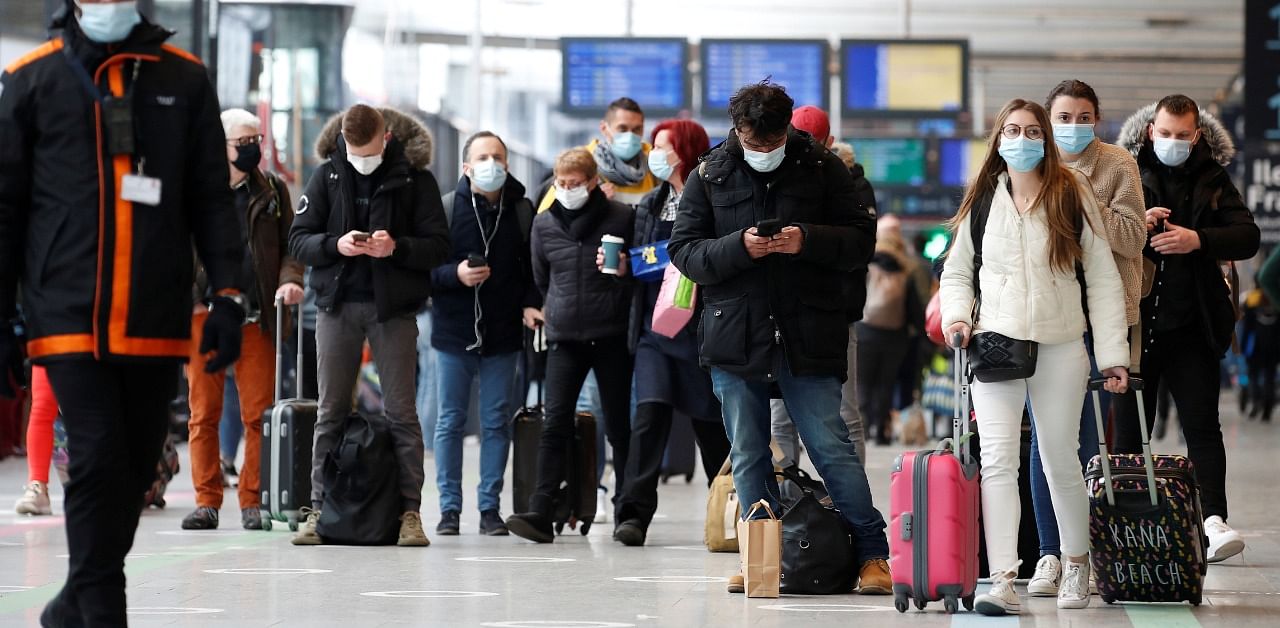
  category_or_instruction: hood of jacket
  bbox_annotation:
[315,108,433,170]
[1116,101,1235,167]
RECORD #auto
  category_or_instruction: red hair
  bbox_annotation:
[650,119,710,183]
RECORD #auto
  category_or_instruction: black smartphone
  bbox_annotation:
[352,231,371,243]
[467,253,489,268]
[755,218,783,238]
[1155,217,1166,233]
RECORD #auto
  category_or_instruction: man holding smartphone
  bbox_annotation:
[288,104,450,547]
[429,131,539,537]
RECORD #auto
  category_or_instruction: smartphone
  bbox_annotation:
[467,253,489,268]
[1155,217,1166,233]
[755,218,783,238]
[352,231,371,243]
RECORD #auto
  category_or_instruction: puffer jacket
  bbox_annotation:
[939,172,1130,370]
[530,188,634,343]
[1116,102,1260,356]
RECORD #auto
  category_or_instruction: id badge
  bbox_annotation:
[102,94,135,156]
[121,174,162,206]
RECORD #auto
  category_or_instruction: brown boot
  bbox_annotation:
[857,558,892,594]
[727,569,745,594]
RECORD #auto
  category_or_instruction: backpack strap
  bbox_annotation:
[516,197,534,245]
[969,186,995,322]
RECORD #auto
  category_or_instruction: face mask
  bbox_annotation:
[1153,137,1193,167]
[469,159,507,193]
[1052,123,1095,155]
[743,143,787,173]
[647,148,676,182]
[998,135,1045,173]
[232,143,261,174]
[76,1,141,44]
[347,151,383,176]
[555,184,590,210]
[610,132,642,161]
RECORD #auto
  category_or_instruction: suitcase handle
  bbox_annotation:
[274,295,306,404]
[951,332,973,465]
[1088,376,1157,507]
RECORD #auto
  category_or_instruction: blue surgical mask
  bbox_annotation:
[469,159,507,193]
[1153,137,1193,168]
[998,135,1045,173]
[77,1,141,44]
[1052,123,1095,155]
[610,132,642,161]
[647,148,676,182]
[743,143,787,173]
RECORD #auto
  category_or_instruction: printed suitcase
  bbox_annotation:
[259,300,317,532]
[1085,377,1207,605]
[890,333,980,614]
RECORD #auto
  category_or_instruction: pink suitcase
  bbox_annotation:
[890,334,980,614]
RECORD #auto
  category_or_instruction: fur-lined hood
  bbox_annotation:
[1116,101,1235,166]
[314,108,433,170]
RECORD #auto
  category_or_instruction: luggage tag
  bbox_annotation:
[121,158,162,206]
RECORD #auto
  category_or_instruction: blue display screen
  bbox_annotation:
[842,40,967,116]
[702,40,828,110]
[562,39,688,114]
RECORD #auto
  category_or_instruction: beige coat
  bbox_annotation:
[1064,138,1147,326]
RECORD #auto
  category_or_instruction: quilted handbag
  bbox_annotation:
[969,331,1037,383]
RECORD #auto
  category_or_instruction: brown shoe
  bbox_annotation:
[727,569,745,594]
[857,558,892,594]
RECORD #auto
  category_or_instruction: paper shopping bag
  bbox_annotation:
[736,500,782,598]
[651,264,698,338]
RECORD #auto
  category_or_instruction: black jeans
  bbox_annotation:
[43,360,180,627]
[855,324,909,444]
[617,402,731,528]
[530,336,632,518]
[1115,325,1229,519]
[1247,360,1276,421]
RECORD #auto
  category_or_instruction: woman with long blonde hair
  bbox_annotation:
[939,99,1130,616]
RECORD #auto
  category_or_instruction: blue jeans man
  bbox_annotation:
[434,349,520,534]
[712,363,890,587]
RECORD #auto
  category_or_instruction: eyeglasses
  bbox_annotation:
[1001,124,1044,140]
[227,134,264,147]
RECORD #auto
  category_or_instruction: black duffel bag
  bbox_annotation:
[317,412,401,545]
[777,467,858,595]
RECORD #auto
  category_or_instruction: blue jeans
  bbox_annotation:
[1028,334,1102,557]
[416,311,438,451]
[434,349,519,514]
[711,365,888,560]
[219,371,243,461]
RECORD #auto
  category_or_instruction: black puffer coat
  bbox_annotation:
[530,188,634,343]
[668,131,876,381]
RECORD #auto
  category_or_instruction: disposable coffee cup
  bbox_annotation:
[601,235,626,275]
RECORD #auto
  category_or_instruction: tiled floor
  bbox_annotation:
[0,401,1277,627]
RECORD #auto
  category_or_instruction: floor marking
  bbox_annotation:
[757,604,894,613]
[614,576,727,583]
[659,545,706,551]
[360,590,499,598]
[0,587,33,594]
[456,556,576,564]
[127,606,223,615]
[1124,603,1205,628]
[480,622,635,628]
[154,529,250,537]
[204,568,331,575]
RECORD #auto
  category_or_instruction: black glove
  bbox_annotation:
[0,325,24,399]
[199,295,246,373]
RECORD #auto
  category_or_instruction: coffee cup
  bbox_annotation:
[601,235,625,275]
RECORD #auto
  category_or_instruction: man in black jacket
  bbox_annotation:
[288,104,450,547]
[1115,94,1260,564]
[668,82,891,593]
[430,131,540,537]
[0,1,247,623]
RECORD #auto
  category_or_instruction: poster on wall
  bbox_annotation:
[1244,0,1280,243]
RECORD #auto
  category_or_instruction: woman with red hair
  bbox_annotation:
[612,119,730,546]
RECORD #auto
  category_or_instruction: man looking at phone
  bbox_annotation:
[288,104,451,546]
[668,81,892,593]
[430,131,540,537]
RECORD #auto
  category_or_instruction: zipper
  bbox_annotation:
[912,451,931,603]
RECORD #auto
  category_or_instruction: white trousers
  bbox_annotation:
[971,339,1091,574]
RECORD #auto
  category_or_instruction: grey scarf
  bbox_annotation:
[593,141,647,187]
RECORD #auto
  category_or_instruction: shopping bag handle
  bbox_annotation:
[743,499,778,521]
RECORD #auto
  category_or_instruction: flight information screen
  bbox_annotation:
[842,39,968,117]
[702,39,829,111]
[940,138,988,187]
[845,138,927,186]
[561,38,689,115]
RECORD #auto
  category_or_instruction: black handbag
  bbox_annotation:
[317,413,402,545]
[969,331,1037,383]
[777,468,858,595]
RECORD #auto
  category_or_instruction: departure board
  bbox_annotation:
[845,138,927,186]
[561,38,689,115]
[842,39,968,117]
[940,138,988,187]
[701,40,829,111]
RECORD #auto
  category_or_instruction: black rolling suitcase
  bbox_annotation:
[511,383,543,515]
[260,300,317,532]
[554,410,598,535]
[661,411,697,484]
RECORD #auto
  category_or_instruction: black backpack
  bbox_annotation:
[317,413,401,545]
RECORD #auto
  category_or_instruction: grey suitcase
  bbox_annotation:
[260,300,316,531]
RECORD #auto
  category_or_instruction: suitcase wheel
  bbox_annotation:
[154,498,166,509]
[943,595,958,614]
[288,520,299,532]
[913,596,927,611]
[580,521,592,536]
[262,519,273,531]
[1101,594,1116,605]
[894,591,909,613]
[962,593,974,611]
[684,473,693,484]
[554,521,565,535]
[1190,593,1202,606]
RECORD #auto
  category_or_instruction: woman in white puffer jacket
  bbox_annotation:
[939,99,1130,617]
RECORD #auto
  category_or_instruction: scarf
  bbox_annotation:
[593,141,647,187]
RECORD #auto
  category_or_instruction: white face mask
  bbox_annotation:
[743,143,787,173]
[76,1,141,43]
[347,152,383,176]
[1153,136,1194,168]
[555,184,590,210]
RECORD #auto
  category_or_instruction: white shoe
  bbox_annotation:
[974,571,1020,616]
[595,488,611,524]
[1057,559,1091,609]
[14,481,52,516]
[1205,515,1245,563]
[1027,555,1061,597]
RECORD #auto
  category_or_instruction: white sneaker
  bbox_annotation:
[595,488,611,524]
[1027,554,1061,597]
[1205,515,1245,563]
[14,481,52,516]
[974,571,1020,616]
[1057,559,1091,609]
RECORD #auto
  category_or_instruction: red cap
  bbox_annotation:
[791,105,830,144]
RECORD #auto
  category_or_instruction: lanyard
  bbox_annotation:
[62,43,141,103]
